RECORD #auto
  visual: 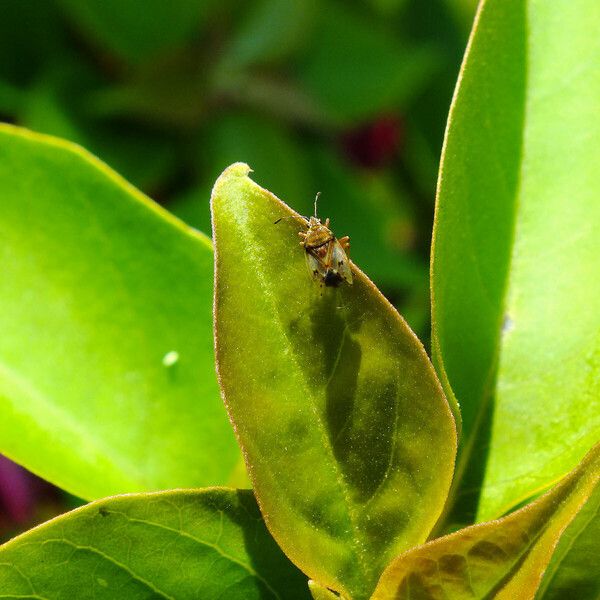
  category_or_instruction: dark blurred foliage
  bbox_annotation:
[0,0,477,537]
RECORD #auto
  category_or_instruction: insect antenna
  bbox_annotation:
[314,191,321,217]
[274,215,308,225]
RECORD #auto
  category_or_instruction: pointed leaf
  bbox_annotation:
[309,580,346,600]
[431,0,600,521]
[0,124,241,499]
[171,112,312,236]
[536,483,600,599]
[0,489,310,599]
[211,164,457,600]
[372,443,600,599]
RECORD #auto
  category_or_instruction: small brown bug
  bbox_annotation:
[277,193,352,287]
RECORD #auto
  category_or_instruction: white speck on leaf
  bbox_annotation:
[502,314,514,334]
[162,351,179,367]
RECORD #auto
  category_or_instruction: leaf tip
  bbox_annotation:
[210,162,253,206]
[222,162,253,179]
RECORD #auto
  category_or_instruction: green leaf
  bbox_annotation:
[0,124,241,499]
[298,1,440,124]
[82,51,209,130]
[56,0,216,64]
[211,163,457,600]
[371,443,600,599]
[309,580,345,600]
[171,112,312,236]
[0,78,23,113]
[203,113,313,206]
[431,0,600,522]
[0,0,64,86]
[223,0,317,69]
[20,62,178,191]
[536,484,600,599]
[0,488,310,599]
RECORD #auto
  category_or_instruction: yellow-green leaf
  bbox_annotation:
[372,443,600,599]
[211,163,457,600]
[431,0,600,522]
[0,489,310,599]
[535,483,600,599]
[309,580,346,600]
[0,124,241,499]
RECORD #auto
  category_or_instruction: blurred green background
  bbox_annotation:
[0,0,477,537]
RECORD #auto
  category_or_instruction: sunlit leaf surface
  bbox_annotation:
[536,483,600,599]
[212,163,456,599]
[309,579,346,600]
[431,0,600,521]
[0,124,241,499]
[372,444,600,599]
[0,489,310,599]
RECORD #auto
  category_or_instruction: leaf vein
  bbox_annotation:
[39,538,175,600]
[104,511,282,600]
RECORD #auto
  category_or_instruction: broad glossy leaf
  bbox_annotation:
[0,489,310,599]
[0,124,241,499]
[212,164,457,600]
[431,0,600,521]
[372,443,600,599]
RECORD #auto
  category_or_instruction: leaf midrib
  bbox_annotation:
[227,187,371,596]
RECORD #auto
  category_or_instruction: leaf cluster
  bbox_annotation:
[0,0,598,598]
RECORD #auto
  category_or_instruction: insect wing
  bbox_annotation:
[305,248,328,281]
[331,239,353,284]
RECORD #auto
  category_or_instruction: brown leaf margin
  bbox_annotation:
[371,442,599,599]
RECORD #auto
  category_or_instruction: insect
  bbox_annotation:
[276,193,353,287]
